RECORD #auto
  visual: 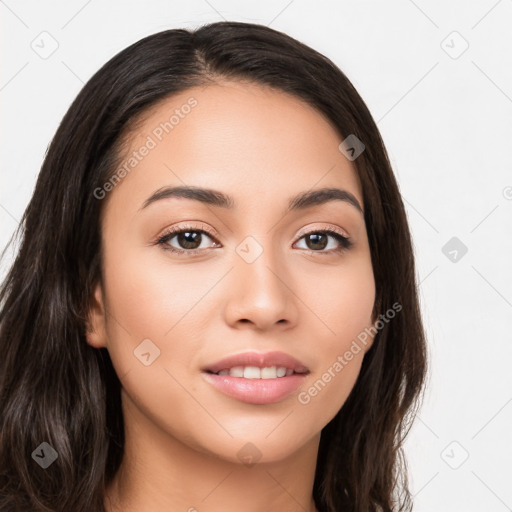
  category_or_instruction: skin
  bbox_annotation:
[86,80,377,512]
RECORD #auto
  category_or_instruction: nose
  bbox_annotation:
[222,240,300,331]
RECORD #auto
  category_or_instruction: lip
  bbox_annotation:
[201,350,310,374]
[201,350,310,405]
[202,372,308,404]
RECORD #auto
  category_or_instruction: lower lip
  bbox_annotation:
[202,372,307,404]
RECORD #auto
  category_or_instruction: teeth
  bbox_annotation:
[261,366,277,378]
[244,366,261,379]
[216,366,294,379]
[276,367,286,377]
[230,366,244,377]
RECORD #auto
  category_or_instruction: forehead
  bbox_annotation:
[107,80,363,215]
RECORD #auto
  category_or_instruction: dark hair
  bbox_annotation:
[0,20,428,512]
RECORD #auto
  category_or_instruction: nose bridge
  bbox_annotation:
[235,233,286,296]
[225,232,297,327]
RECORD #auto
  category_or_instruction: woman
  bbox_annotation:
[0,21,428,512]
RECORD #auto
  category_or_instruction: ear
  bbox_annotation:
[85,281,108,349]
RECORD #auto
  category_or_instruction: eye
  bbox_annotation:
[294,229,353,254]
[155,224,221,255]
[154,225,353,256]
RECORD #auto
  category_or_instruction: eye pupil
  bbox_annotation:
[178,231,202,249]
[306,233,328,250]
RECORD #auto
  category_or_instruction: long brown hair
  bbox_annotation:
[0,21,428,512]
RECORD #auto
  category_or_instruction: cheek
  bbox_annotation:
[100,238,237,389]
[295,251,376,343]
[291,254,375,423]
[295,349,365,436]
[102,242,215,337]
[99,249,225,444]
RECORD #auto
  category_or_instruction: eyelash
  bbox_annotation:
[154,224,353,256]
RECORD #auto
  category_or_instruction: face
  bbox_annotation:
[87,80,377,464]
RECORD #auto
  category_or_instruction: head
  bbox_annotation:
[0,21,427,512]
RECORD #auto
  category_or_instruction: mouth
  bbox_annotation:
[201,351,310,404]
[203,365,308,379]
[201,350,310,375]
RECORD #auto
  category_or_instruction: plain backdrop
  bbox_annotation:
[1,1,511,510]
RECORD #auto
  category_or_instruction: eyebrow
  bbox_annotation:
[140,185,364,215]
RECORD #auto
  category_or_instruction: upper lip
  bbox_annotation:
[202,351,310,374]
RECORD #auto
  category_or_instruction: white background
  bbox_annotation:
[1,1,511,510]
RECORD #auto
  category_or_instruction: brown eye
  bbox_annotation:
[173,231,203,250]
[156,226,221,254]
[304,233,328,250]
[295,229,353,254]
